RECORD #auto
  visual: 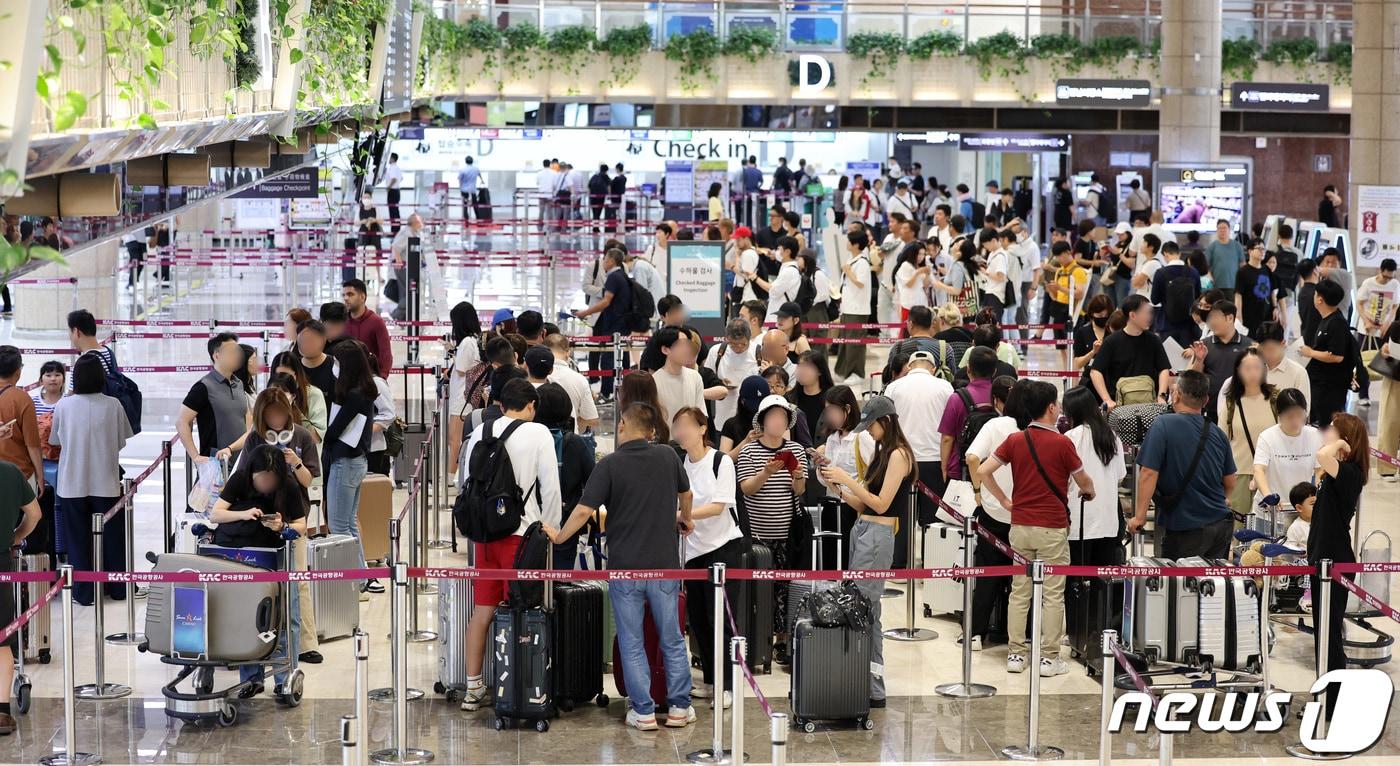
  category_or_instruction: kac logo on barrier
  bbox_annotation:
[1109,669,1393,754]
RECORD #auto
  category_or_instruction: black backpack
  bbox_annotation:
[968,200,986,229]
[1164,268,1197,325]
[453,420,537,543]
[92,349,142,435]
[508,522,551,609]
[955,388,998,471]
[794,274,817,315]
[624,276,655,333]
[1272,247,1299,291]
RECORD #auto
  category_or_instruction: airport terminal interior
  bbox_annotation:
[2,0,1400,764]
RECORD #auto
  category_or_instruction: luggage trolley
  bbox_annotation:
[138,526,305,727]
[9,548,37,715]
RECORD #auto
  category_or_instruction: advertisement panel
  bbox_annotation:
[1356,185,1400,268]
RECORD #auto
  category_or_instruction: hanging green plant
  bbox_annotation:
[459,16,503,81]
[545,25,597,91]
[846,31,904,86]
[1324,41,1351,84]
[965,31,1026,80]
[234,0,261,88]
[1082,35,1150,69]
[1221,37,1261,81]
[664,28,720,93]
[722,25,778,65]
[906,30,961,61]
[418,12,478,92]
[501,23,545,75]
[596,23,652,88]
[1028,32,1086,77]
[1262,37,1318,68]
[295,0,387,109]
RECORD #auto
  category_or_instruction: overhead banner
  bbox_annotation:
[959,133,1070,152]
[1229,82,1330,112]
[1055,79,1153,108]
[380,0,416,112]
[231,167,318,198]
[1356,185,1400,268]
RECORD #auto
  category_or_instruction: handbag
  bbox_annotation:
[1358,333,1382,368]
[1368,346,1400,382]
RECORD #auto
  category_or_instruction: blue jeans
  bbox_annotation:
[325,456,369,583]
[610,580,691,715]
[241,582,299,686]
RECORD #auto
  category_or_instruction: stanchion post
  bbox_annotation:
[1099,629,1117,766]
[1258,565,1272,693]
[419,429,438,594]
[369,520,422,702]
[341,715,359,766]
[162,441,173,554]
[39,566,101,766]
[687,563,730,764]
[429,406,450,549]
[770,713,788,766]
[1286,559,1349,760]
[107,478,144,645]
[355,629,370,766]
[1158,733,1172,766]
[730,636,748,766]
[406,451,435,642]
[611,332,623,435]
[936,511,995,697]
[77,513,131,700]
[885,484,935,641]
[370,562,433,765]
[1001,560,1062,761]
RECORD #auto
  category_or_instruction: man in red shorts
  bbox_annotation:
[456,379,562,711]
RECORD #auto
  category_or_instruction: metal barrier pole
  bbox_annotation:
[936,512,995,697]
[419,429,438,594]
[355,629,370,766]
[106,479,143,644]
[885,485,935,641]
[429,408,450,549]
[611,332,623,421]
[162,441,173,554]
[770,713,788,766]
[40,566,101,766]
[369,520,423,701]
[341,715,359,766]
[369,562,433,765]
[687,563,730,764]
[1099,629,1117,766]
[1286,559,1348,760]
[1258,565,1272,693]
[730,636,747,766]
[76,513,131,700]
[409,448,437,642]
[1001,560,1061,760]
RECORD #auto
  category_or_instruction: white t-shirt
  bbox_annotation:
[683,449,743,559]
[460,416,563,534]
[1136,254,1164,299]
[1356,276,1400,331]
[737,248,761,301]
[839,254,872,316]
[549,359,600,426]
[883,368,953,462]
[1064,425,1126,540]
[978,249,1009,297]
[1252,423,1322,512]
[382,163,403,188]
[765,261,802,321]
[964,414,1018,524]
[818,430,875,499]
[447,337,481,416]
[653,365,706,425]
[1285,517,1310,550]
[894,261,929,310]
[706,342,761,429]
[371,377,396,452]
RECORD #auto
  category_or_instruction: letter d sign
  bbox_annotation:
[797,55,832,95]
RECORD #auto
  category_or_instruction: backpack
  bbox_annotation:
[624,275,655,333]
[453,419,537,543]
[1115,375,1157,407]
[508,521,551,609]
[1164,269,1197,325]
[94,349,142,435]
[1272,247,1299,290]
[955,388,997,470]
[893,338,955,383]
[968,200,986,229]
[795,274,817,315]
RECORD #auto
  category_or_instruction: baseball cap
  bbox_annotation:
[853,395,897,433]
[1113,221,1131,235]
[776,302,803,320]
[523,345,554,378]
[733,225,753,239]
[908,350,936,367]
[491,308,515,326]
[738,375,770,412]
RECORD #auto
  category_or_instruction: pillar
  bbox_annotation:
[1158,0,1222,164]
[1348,0,1399,259]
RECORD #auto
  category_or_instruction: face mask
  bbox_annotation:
[1091,315,1109,328]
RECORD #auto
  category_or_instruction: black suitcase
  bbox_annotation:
[552,581,608,711]
[1068,575,1148,679]
[491,605,555,731]
[475,187,494,221]
[740,541,775,673]
[789,620,873,732]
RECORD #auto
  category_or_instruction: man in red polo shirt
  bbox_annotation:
[341,279,393,377]
[977,380,1095,678]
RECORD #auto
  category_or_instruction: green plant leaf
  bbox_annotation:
[53,90,87,132]
[137,113,158,130]
[289,47,303,64]
[44,44,61,72]
[147,28,167,47]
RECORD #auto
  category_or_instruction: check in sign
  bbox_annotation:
[667,241,726,327]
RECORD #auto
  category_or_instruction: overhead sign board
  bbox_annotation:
[232,167,318,199]
[894,131,961,145]
[1055,79,1153,108]
[959,133,1070,152]
[1229,82,1330,112]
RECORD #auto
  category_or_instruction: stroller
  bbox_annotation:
[1231,494,1308,616]
[137,525,304,727]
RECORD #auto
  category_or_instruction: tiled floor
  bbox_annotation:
[1,237,1398,765]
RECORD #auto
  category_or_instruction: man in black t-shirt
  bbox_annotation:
[1302,279,1355,425]
[296,319,337,404]
[1234,238,1277,338]
[1090,295,1172,409]
[1297,259,1321,343]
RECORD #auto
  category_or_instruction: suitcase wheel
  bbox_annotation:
[14,682,30,715]
[535,719,549,733]
[433,682,445,694]
[217,703,238,727]
[492,717,506,731]
[801,720,816,734]
[861,718,874,731]
[595,693,609,708]
[923,605,933,619]
[38,650,50,665]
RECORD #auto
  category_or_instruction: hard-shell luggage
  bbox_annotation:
[491,605,554,731]
[1068,575,1147,677]
[1127,556,1188,664]
[475,187,494,221]
[920,521,971,617]
[552,581,608,711]
[16,553,51,664]
[611,588,686,709]
[434,577,472,701]
[789,619,873,732]
[788,523,845,634]
[1184,557,1260,671]
[143,552,280,662]
[309,534,361,640]
[392,424,430,484]
[740,540,774,673]
[357,474,393,564]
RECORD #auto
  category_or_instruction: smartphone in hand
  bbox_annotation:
[777,451,801,472]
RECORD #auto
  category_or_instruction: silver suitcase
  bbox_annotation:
[1183,557,1259,671]
[1128,556,1171,663]
[309,535,361,640]
[435,577,472,700]
[17,554,51,663]
[144,552,281,662]
[920,521,971,617]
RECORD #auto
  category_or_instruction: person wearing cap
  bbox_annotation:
[718,375,769,459]
[834,229,873,384]
[523,345,557,390]
[730,225,762,310]
[774,301,811,356]
[491,307,516,334]
[816,394,913,708]
[573,248,631,399]
[706,320,762,433]
[977,380,1096,677]
[736,393,808,663]
[652,327,706,426]
[884,349,954,536]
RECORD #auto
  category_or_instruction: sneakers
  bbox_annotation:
[1006,653,1026,673]
[626,709,659,731]
[459,686,492,712]
[956,634,983,652]
[691,682,713,699]
[715,691,732,710]
[665,706,697,728]
[1358,397,1371,407]
[1039,657,1069,677]
[1384,473,1398,483]
[363,580,385,594]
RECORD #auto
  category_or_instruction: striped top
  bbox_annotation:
[735,438,806,540]
[30,391,61,416]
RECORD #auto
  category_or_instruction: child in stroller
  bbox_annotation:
[1233,484,1314,614]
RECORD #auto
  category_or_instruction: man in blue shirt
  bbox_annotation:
[1128,369,1236,558]
[740,156,764,228]
[457,156,480,222]
[573,248,632,398]
[1203,219,1244,292]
